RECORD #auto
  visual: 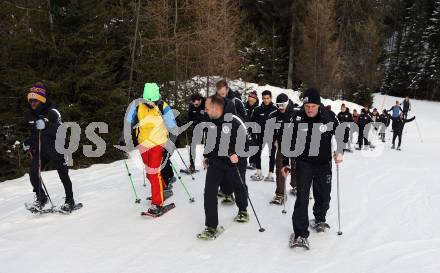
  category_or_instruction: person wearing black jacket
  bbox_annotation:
[391,115,416,150]
[281,88,343,248]
[250,90,277,182]
[198,95,249,239]
[216,79,247,120]
[23,82,75,211]
[245,91,259,169]
[187,93,206,172]
[402,96,411,119]
[269,93,296,204]
[356,108,373,150]
[379,110,391,142]
[337,103,354,152]
[215,80,246,203]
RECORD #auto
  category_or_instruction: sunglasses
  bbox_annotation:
[276,102,289,109]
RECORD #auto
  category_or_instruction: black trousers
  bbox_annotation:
[29,152,73,200]
[358,128,369,148]
[292,160,332,238]
[255,140,276,173]
[392,132,402,147]
[161,149,174,186]
[204,159,248,229]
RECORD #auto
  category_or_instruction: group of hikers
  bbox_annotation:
[23,80,416,248]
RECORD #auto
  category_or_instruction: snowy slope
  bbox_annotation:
[1,93,439,273]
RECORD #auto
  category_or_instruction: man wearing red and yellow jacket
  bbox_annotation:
[128,83,177,215]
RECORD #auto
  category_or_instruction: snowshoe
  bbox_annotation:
[197,226,225,240]
[234,211,249,223]
[57,203,83,214]
[290,187,297,196]
[250,173,264,181]
[141,203,175,218]
[221,194,235,205]
[180,168,199,175]
[25,195,48,213]
[289,234,310,250]
[310,219,330,232]
[270,194,285,205]
[60,197,75,213]
[264,173,275,182]
[217,190,226,198]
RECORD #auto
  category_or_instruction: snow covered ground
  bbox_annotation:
[1,93,439,273]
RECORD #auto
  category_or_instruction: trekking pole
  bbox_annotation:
[414,119,423,143]
[170,162,195,203]
[123,159,141,203]
[38,131,54,209]
[336,164,343,236]
[282,174,287,215]
[175,148,195,180]
[235,165,265,232]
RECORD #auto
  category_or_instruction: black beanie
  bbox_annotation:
[276,93,289,104]
[303,88,321,105]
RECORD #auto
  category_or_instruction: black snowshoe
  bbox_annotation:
[141,203,175,218]
[289,234,310,250]
[310,219,330,232]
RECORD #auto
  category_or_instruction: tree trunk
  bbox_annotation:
[128,0,141,101]
[287,5,296,89]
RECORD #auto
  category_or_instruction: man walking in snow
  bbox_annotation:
[402,96,411,119]
[186,93,206,173]
[250,90,278,182]
[197,95,249,240]
[391,114,416,150]
[281,88,343,249]
[24,82,76,212]
[215,80,246,204]
[126,83,177,216]
[269,93,297,205]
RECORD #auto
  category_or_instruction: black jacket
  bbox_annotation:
[392,116,415,134]
[203,113,248,167]
[285,106,340,166]
[24,100,63,159]
[337,110,354,123]
[224,89,246,121]
[245,99,259,121]
[402,100,411,112]
[188,98,206,126]
[269,100,296,144]
[357,113,373,129]
[380,113,391,127]
[251,102,277,139]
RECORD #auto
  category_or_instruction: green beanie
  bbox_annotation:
[143,83,160,101]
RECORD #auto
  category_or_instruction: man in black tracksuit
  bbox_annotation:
[215,80,247,203]
[250,90,277,182]
[356,108,373,150]
[187,93,206,172]
[402,96,411,119]
[337,103,354,152]
[391,115,416,150]
[245,91,259,169]
[23,82,75,211]
[379,110,391,142]
[281,88,343,247]
[200,95,249,237]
